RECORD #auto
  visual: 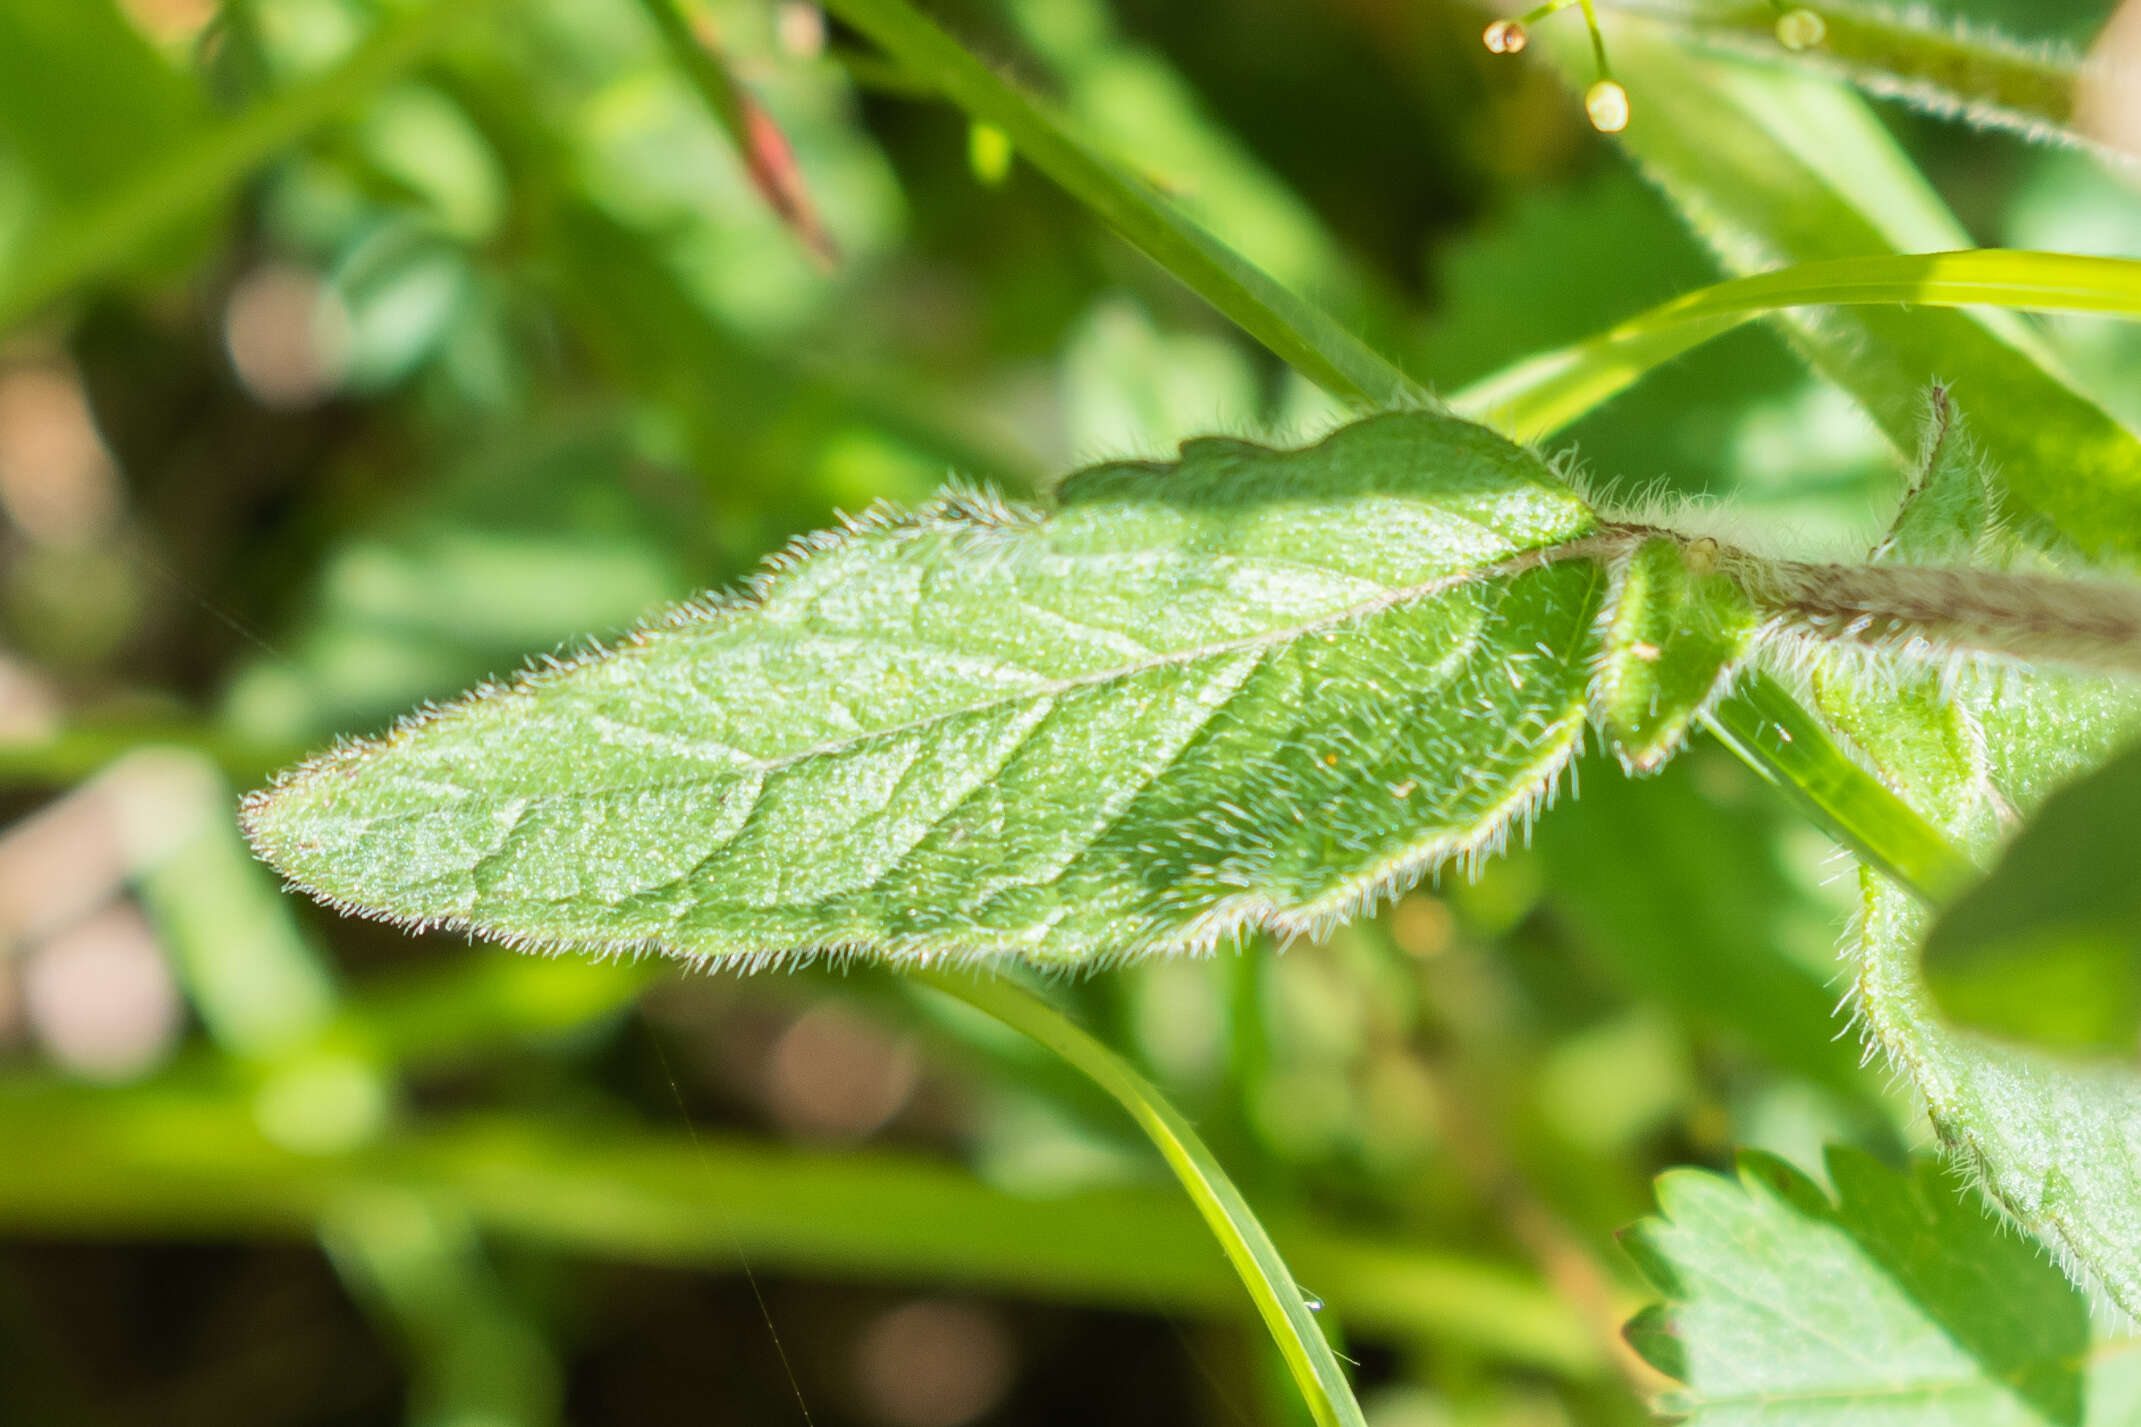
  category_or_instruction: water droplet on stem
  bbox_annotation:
[1483,18,1528,54]
[1585,79,1630,132]
[1775,8,1826,50]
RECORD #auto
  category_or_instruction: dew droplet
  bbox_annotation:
[1774,7,1826,50]
[1482,18,1528,54]
[1585,79,1630,133]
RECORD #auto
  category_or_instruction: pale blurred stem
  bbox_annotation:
[0,1083,1600,1376]
[0,720,297,789]
[1415,1039,1667,1398]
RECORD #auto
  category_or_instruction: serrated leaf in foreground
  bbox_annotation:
[244,411,1615,967]
[1625,1148,2141,1425]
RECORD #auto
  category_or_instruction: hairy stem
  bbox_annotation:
[1606,521,2141,678]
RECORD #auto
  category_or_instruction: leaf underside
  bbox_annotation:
[246,411,1683,968]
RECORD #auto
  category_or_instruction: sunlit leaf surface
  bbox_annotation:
[246,412,1617,965]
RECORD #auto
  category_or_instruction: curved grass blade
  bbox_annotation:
[915,967,1367,1427]
[812,0,1421,408]
[1457,249,2141,442]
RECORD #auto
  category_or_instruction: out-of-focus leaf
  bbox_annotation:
[222,418,690,745]
[124,751,338,1062]
[815,0,1419,406]
[0,0,465,330]
[1058,294,1262,459]
[0,0,201,202]
[1920,740,2141,1055]
[1624,1147,2141,1423]
[1631,0,2100,162]
[1004,0,1354,301]
[627,0,837,266]
[553,0,897,338]
[323,1193,561,1427]
[1527,16,2141,567]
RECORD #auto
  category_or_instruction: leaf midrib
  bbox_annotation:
[335,531,1612,816]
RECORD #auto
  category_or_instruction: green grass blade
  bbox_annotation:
[813,0,1422,407]
[914,968,1368,1427]
[0,1082,1596,1373]
[0,0,469,332]
[1703,672,1978,905]
[1458,249,2141,441]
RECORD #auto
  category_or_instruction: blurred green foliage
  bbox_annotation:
[0,0,2133,1424]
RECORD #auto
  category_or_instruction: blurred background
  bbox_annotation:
[0,0,2135,1422]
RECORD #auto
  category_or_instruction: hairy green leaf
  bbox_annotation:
[1921,740,2141,1056]
[245,411,1618,966]
[1817,403,2141,1314]
[1625,1147,2141,1424]
[1522,16,2141,1314]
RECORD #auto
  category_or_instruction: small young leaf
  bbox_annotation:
[1921,740,2141,1056]
[1597,535,1756,772]
[244,412,1614,967]
[1624,1147,2141,1424]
